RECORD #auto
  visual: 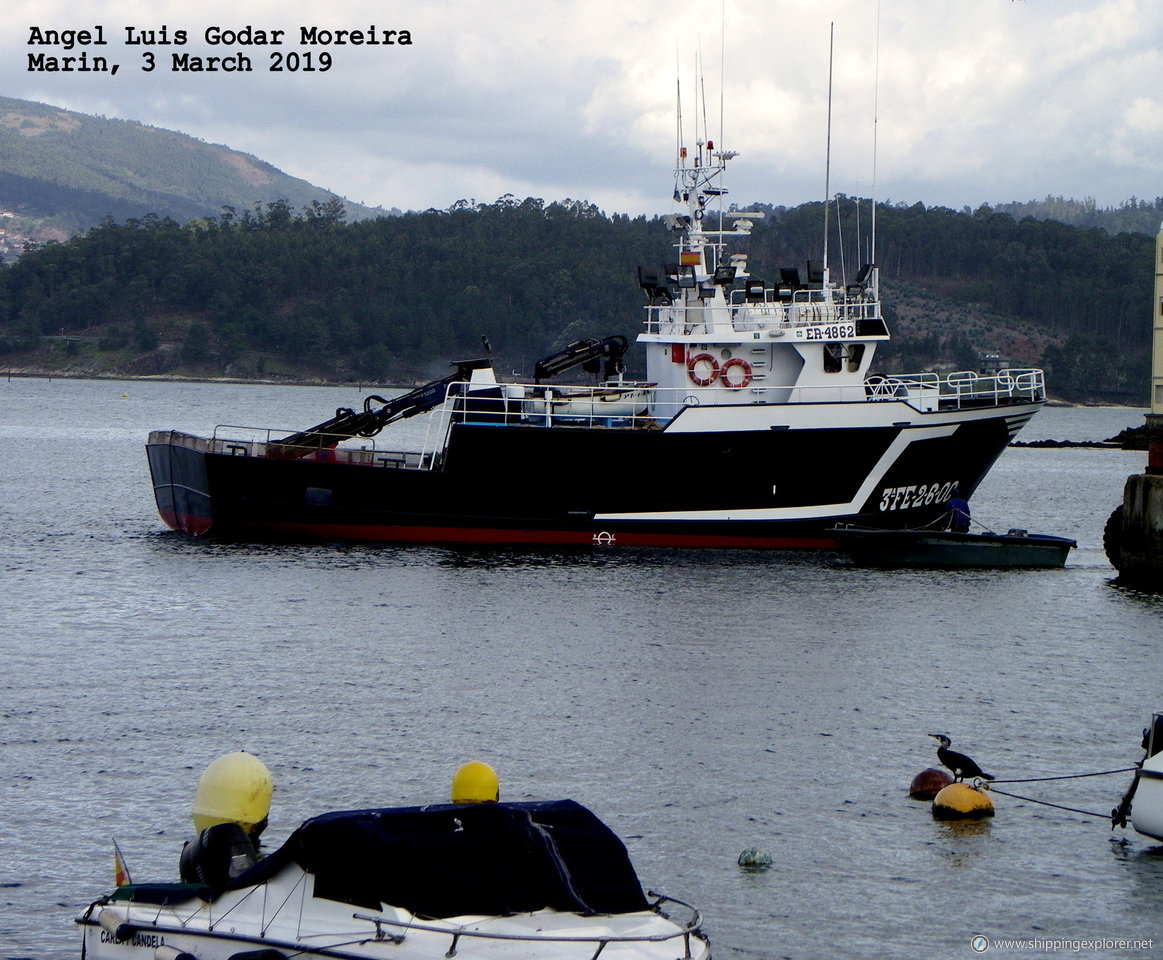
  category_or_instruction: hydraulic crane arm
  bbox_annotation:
[269,359,489,457]
[533,336,628,384]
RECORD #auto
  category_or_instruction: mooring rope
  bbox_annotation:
[988,766,1137,784]
[983,785,1111,820]
[972,766,1141,821]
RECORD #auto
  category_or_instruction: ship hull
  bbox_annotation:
[148,400,1038,548]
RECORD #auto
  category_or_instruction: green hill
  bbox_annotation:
[0,95,382,251]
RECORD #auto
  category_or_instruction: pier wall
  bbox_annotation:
[1117,473,1163,586]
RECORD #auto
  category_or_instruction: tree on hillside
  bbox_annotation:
[0,195,1153,401]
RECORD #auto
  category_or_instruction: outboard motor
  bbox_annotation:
[179,822,258,886]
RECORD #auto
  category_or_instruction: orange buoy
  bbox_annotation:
[909,767,954,800]
[932,781,995,820]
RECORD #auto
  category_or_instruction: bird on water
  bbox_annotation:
[930,734,995,781]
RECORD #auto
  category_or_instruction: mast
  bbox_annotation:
[871,0,881,290]
[822,22,834,290]
[1152,222,1163,417]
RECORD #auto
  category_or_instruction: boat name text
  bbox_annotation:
[99,929,167,948]
[798,323,857,340]
[878,481,959,512]
[25,25,412,76]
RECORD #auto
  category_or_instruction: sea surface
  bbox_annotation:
[1,376,1161,960]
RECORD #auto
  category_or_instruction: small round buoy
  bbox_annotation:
[910,767,954,800]
[932,782,994,820]
[192,751,273,837]
[451,761,499,804]
[737,848,773,871]
[121,393,128,398]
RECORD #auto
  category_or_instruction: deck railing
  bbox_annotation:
[643,290,885,337]
[153,365,1044,474]
[351,892,704,959]
[88,890,705,960]
[149,428,427,469]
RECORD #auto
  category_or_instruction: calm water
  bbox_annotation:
[2,377,1162,960]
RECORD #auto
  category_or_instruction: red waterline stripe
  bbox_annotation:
[162,510,838,549]
[158,508,212,536]
[249,520,837,550]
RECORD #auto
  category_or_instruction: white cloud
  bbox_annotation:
[3,0,1161,214]
[1126,96,1163,136]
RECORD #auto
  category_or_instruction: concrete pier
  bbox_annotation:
[1106,226,1163,587]
[1112,473,1163,586]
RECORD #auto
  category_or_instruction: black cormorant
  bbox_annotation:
[930,734,994,781]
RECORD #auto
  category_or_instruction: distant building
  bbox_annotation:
[979,353,1008,374]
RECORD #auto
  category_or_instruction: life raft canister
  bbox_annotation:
[687,352,719,386]
[720,357,753,388]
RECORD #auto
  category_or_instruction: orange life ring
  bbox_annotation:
[720,357,753,388]
[687,353,720,386]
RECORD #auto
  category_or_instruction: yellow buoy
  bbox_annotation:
[932,781,994,820]
[450,761,499,804]
[192,751,273,837]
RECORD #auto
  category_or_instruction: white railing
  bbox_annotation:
[351,892,704,958]
[864,369,1045,409]
[642,292,885,337]
[153,366,1044,473]
[88,892,705,960]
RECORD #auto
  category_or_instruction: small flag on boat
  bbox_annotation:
[113,838,133,887]
[680,251,701,266]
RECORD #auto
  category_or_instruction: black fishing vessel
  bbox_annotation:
[148,134,1044,548]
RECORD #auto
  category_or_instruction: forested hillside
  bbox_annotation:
[991,195,1163,236]
[0,194,1153,403]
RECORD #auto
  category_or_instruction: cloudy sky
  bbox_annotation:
[3,0,1161,216]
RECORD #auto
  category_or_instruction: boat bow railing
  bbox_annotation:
[350,891,704,960]
[86,893,704,960]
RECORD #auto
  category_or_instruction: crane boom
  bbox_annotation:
[269,359,489,457]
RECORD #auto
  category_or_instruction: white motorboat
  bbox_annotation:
[1113,712,1163,842]
[77,798,711,960]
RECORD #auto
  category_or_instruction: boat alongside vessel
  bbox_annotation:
[147,122,1045,548]
[78,798,710,960]
[1113,712,1163,843]
[828,525,1076,569]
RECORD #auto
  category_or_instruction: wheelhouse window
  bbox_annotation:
[823,343,865,374]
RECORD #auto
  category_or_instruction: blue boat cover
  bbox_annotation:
[236,799,650,918]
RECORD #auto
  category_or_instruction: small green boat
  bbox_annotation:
[827,526,1076,569]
